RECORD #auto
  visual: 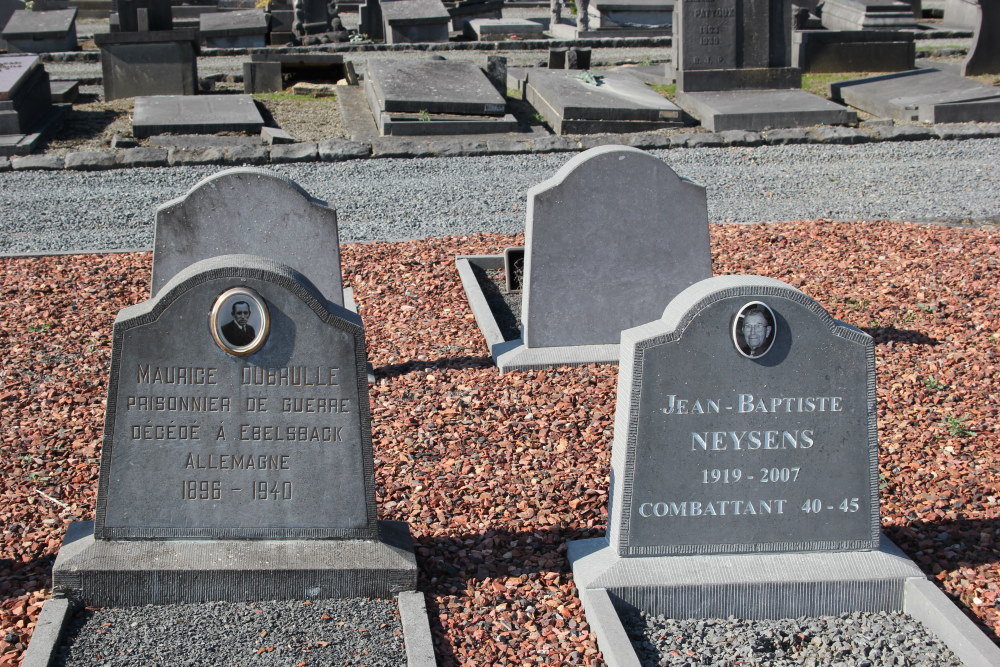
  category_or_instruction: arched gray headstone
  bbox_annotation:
[608,275,879,556]
[522,145,712,348]
[962,0,1000,76]
[152,168,344,306]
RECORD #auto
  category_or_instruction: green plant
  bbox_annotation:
[924,376,946,392]
[801,72,875,99]
[917,303,935,312]
[418,109,431,122]
[900,310,916,323]
[507,88,522,100]
[27,322,52,333]
[944,415,976,438]
[350,31,369,43]
[640,56,653,67]
[649,83,677,99]
[532,111,545,124]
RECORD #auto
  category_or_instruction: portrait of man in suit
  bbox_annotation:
[733,302,776,359]
[221,300,256,347]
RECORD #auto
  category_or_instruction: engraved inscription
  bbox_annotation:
[680,0,737,71]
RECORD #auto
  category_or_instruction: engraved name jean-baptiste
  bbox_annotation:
[221,300,255,347]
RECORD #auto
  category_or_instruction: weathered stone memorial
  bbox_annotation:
[820,0,919,30]
[831,67,1000,123]
[96,1,199,101]
[199,7,267,48]
[364,58,517,135]
[569,274,1000,666]
[457,145,711,372]
[464,17,545,41]
[0,54,67,156]
[792,29,915,73]
[132,94,265,137]
[245,52,357,95]
[671,0,857,131]
[524,68,687,134]
[380,0,451,44]
[941,0,978,28]
[151,168,348,309]
[1,7,77,52]
[584,0,674,37]
[961,0,1000,76]
[448,0,503,31]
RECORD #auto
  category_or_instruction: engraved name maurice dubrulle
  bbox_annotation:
[738,304,774,359]
[221,300,255,347]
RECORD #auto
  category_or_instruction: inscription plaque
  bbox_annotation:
[609,275,878,556]
[677,0,738,71]
[95,255,377,540]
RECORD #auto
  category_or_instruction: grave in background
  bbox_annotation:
[792,30,915,72]
[96,1,199,100]
[569,274,1000,666]
[448,0,503,31]
[524,68,687,134]
[132,94,264,137]
[199,7,267,48]
[961,0,999,76]
[585,0,673,36]
[941,0,978,28]
[245,52,357,95]
[380,0,451,44]
[152,168,348,309]
[820,0,919,30]
[464,17,545,41]
[0,54,68,156]
[671,0,857,131]
[830,68,1000,122]
[1,7,77,52]
[457,145,711,372]
[364,58,517,135]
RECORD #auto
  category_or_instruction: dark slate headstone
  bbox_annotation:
[1,8,77,52]
[152,168,344,307]
[199,8,266,48]
[522,145,712,349]
[380,0,450,43]
[608,275,879,556]
[95,29,199,100]
[116,0,173,31]
[0,55,54,136]
[792,30,915,73]
[95,255,373,539]
[365,58,506,115]
[0,0,23,31]
[962,0,1000,76]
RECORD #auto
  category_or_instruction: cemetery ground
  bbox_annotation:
[1,220,997,665]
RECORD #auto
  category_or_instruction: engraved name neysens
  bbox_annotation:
[637,392,862,522]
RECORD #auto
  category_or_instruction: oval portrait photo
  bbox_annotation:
[210,287,269,356]
[732,301,776,359]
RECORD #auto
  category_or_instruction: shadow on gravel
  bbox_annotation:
[862,326,939,346]
[374,355,496,379]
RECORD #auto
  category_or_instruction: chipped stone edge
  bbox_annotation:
[8,124,1000,170]
[398,590,438,667]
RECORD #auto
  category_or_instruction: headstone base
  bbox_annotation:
[675,89,857,132]
[53,520,418,606]
[792,30,915,73]
[569,535,1000,667]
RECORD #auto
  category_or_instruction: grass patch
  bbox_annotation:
[800,72,875,98]
[916,43,966,51]
[507,88,522,100]
[649,83,677,99]
[252,92,332,102]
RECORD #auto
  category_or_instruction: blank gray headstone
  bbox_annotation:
[152,168,344,306]
[96,254,375,540]
[608,274,879,556]
[521,145,711,348]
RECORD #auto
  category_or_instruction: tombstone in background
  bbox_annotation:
[1,8,77,52]
[464,17,545,41]
[569,274,1000,665]
[199,8,267,47]
[113,0,174,31]
[671,0,857,131]
[820,0,919,30]
[941,0,978,28]
[131,94,264,137]
[0,54,68,156]
[359,0,385,40]
[962,0,1000,76]
[448,0,503,32]
[380,0,451,44]
[456,145,712,372]
[586,0,674,36]
[792,30,915,73]
[267,0,297,43]
[0,0,23,29]
[51,254,417,607]
[831,68,1000,122]
[152,168,347,308]
[364,58,517,135]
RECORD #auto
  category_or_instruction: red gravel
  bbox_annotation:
[1,220,997,666]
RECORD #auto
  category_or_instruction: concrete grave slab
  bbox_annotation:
[831,68,1000,123]
[1,8,77,52]
[675,88,857,131]
[792,29,915,73]
[569,274,1000,666]
[464,17,545,41]
[152,168,345,307]
[448,0,503,30]
[587,0,673,33]
[132,94,265,138]
[200,8,267,48]
[821,0,919,30]
[95,29,199,100]
[525,68,687,134]
[51,254,417,606]
[380,0,451,44]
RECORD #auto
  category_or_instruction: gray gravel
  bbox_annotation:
[624,610,962,666]
[55,597,404,667]
[2,139,999,255]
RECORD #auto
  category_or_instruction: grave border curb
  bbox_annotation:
[9,122,1000,170]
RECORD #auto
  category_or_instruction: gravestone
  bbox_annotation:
[152,168,346,308]
[380,0,451,44]
[0,0,22,30]
[0,54,66,156]
[51,254,417,606]
[671,0,857,131]
[568,275,1000,665]
[199,8,267,48]
[941,0,978,28]
[448,0,503,31]
[586,0,673,36]
[132,94,264,137]
[364,58,517,135]
[524,69,687,134]
[464,17,545,40]
[820,0,919,30]
[792,30,915,73]
[962,0,1000,76]
[95,28,199,100]
[831,68,1000,123]
[114,0,174,31]
[1,8,77,52]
